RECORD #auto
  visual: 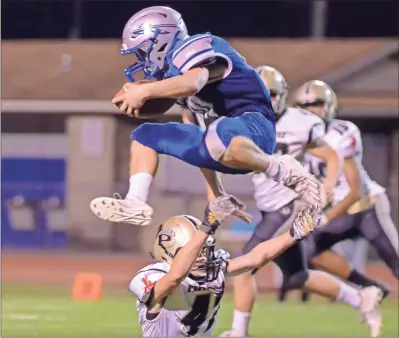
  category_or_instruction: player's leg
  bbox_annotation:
[90,122,229,225]
[221,204,298,338]
[278,263,313,303]
[283,240,383,337]
[358,193,399,279]
[350,237,370,273]
[306,213,359,259]
[311,248,390,298]
[277,280,289,302]
[206,112,326,206]
[333,238,369,273]
[307,214,376,286]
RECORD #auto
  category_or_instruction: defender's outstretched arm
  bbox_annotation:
[226,205,321,276]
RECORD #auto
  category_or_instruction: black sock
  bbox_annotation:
[278,287,288,302]
[301,291,310,303]
[348,270,376,287]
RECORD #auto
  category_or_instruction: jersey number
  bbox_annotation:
[181,292,223,335]
[274,143,289,156]
[331,123,349,135]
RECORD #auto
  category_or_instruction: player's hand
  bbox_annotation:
[289,205,321,241]
[200,195,251,234]
[208,193,252,224]
[228,195,252,223]
[111,82,148,117]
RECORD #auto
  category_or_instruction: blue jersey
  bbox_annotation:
[165,33,274,119]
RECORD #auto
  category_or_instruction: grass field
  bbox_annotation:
[2,284,398,338]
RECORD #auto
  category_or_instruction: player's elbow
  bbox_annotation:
[185,68,209,94]
[349,183,361,201]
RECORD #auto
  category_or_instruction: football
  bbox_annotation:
[113,80,176,119]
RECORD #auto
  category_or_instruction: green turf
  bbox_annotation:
[2,284,398,337]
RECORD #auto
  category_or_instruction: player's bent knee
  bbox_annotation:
[130,123,155,143]
[223,136,248,163]
[284,270,309,290]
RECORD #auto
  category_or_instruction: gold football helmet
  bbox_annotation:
[151,215,221,282]
[294,80,338,121]
[257,65,288,114]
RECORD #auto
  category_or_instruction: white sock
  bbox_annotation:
[232,310,251,336]
[265,155,287,181]
[126,173,153,202]
[337,281,361,309]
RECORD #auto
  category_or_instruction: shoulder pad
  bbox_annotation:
[324,119,362,158]
[171,33,216,73]
[129,263,169,303]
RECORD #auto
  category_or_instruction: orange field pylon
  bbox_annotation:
[71,272,103,301]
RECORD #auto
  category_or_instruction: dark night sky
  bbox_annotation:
[2,0,398,39]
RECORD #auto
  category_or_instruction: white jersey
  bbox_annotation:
[252,107,326,212]
[306,119,385,205]
[129,258,227,337]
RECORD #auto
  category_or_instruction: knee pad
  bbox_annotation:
[284,270,309,290]
[130,123,154,143]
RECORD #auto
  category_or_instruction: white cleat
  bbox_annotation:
[277,155,327,208]
[358,286,383,338]
[90,194,153,226]
[219,330,250,337]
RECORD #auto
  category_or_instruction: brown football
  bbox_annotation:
[113,80,176,119]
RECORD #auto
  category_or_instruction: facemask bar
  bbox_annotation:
[202,241,221,282]
[120,28,162,82]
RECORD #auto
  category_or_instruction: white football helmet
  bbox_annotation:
[121,6,189,82]
[151,215,221,282]
[257,65,288,115]
[294,80,338,121]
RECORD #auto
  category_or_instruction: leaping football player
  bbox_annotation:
[130,195,321,337]
[90,6,326,226]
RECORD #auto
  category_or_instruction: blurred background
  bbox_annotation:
[1,0,398,336]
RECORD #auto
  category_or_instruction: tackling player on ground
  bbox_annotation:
[220,67,384,338]
[130,195,321,337]
[90,6,327,226]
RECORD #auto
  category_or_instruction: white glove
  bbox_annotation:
[200,195,247,234]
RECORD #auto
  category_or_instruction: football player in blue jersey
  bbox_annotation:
[90,6,326,226]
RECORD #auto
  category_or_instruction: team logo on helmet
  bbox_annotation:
[151,215,222,282]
